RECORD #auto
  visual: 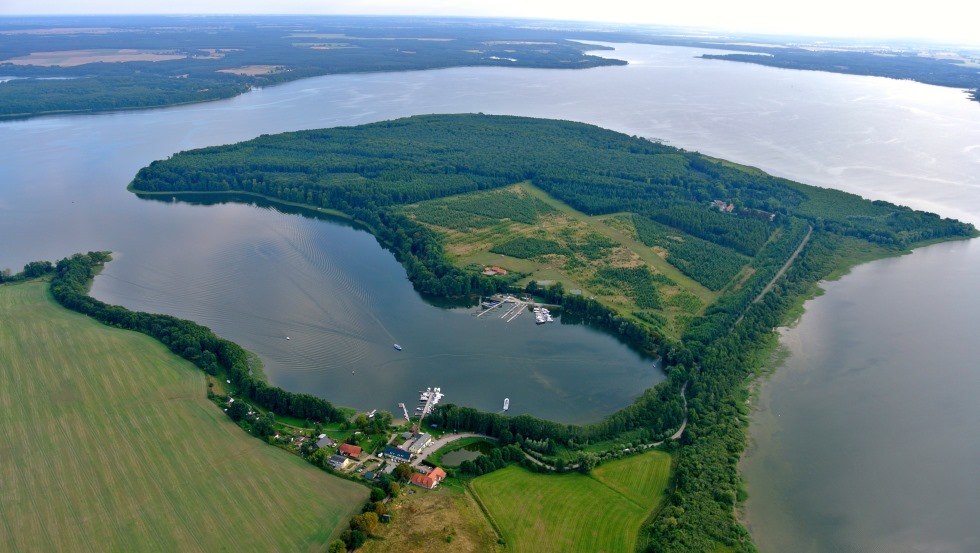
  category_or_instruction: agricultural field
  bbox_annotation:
[402,183,727,337]
[469,450,672,553]
[0,280,367,552]
[1,48,186,66]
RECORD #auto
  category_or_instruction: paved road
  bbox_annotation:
[411,432,495,467]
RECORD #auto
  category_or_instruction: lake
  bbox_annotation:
[1,42,978,550]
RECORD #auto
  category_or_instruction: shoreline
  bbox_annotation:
[735,235,979,548]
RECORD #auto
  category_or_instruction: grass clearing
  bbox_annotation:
[0,280,367,552]
[216,64,285,76]
[403,182,718,338]
[470,450,672,552]
[362,483,502,553]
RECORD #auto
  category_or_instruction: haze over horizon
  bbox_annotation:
[2,0,978,47]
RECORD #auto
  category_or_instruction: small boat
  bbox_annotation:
[503,398,510,411]
[393,344,403,351]
[285,336,291,340]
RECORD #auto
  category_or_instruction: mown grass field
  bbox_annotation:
[470,450,672,553]
[402,182,725,338]
[0,281,367,552]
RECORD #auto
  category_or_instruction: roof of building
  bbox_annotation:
[383,446,411,460]
[410,473,437,489]
[316,436,336,448]
[339,443,362,457]
[362,471,376,481]
[328,454,349,467]
[404,433,431,450]
[430,467,447,481]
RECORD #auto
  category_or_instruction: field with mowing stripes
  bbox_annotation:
[470,450,672,552]
[0,281,367,552]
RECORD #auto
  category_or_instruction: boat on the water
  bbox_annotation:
[393,344,402,351]
[503,398,510,411]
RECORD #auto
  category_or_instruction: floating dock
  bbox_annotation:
[415,386,445,419]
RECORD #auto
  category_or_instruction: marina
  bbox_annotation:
[477,294,557,324]
[414,386,444,420]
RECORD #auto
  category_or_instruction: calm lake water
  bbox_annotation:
[1,42,979,549]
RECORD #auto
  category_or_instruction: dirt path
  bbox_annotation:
[522,381,689,471]
[752,225,813,304]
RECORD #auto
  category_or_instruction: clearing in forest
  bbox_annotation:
[403,182,737,338]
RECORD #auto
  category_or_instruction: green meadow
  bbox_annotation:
[470,450,672,552]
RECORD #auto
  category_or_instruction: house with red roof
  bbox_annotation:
[410,467,447,490]
[338,443,362,458]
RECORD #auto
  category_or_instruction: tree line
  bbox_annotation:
[47,252,347,424]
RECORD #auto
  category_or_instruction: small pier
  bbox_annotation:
[414,386,445,422]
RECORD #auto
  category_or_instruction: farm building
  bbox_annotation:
[410,467,446,489]
[482,266,509,276]
[339,443,362,458]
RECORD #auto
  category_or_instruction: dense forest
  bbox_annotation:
[123,115,976,551]
[0,16,622,119]
[701,49,980,105]
[132,114,973,250]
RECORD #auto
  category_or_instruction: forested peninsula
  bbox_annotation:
[700,49,980,105]
[128,114,975,551]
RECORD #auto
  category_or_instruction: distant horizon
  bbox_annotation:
[2,0,978,48]
[0,13,977,50]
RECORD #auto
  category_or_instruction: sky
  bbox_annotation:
[1,0,977,46]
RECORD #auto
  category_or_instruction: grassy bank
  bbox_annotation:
[0,280,367,551]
